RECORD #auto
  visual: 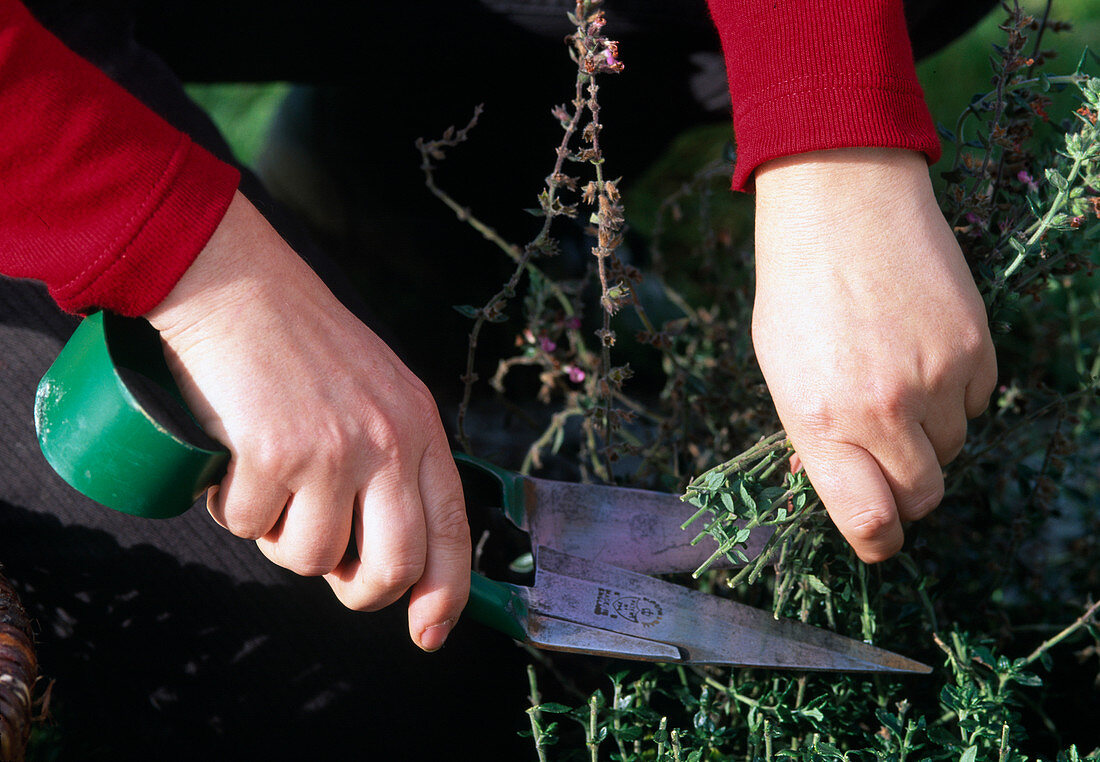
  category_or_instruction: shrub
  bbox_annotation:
[424,1,1100,759]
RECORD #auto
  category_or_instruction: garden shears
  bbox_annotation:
[34,312,930,675]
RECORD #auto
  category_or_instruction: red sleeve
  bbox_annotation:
[0,0,239,316]
[706,0,941,192]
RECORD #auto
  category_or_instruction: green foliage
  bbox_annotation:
[183,82,291,167]
[427,1,1100,759]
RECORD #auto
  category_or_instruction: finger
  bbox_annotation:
[255,483,355,576]
[325,464,427,612]
[964,340,998,418]
[207,459,289,540]
[407,445,471,652]
[921,395,968,467]
[789,452,803,474]
[795,442,904,563]
[866,423,945,523]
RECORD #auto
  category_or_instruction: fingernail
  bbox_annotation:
[420,618,456,652]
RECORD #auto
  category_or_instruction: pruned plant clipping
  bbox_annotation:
[420,0,1100,759]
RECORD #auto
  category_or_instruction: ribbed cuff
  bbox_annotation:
[50,139,240,317]
[730,76,941,191]
[706,0,941,193]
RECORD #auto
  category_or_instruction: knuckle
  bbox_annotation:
[367,556,425,600]
[366,411,405,456]
[409,390,444,436]
[796,393,841,435]
[864,380,917,426]
[955,318,992,358]
[842,507,898,548]
[311,417,359,469]
[900,481,944,522]
[248,438,297,481]
[217,502,273,541]
[429,499,472,550]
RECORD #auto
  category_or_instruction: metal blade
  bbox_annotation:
[522,477,772,575]
[529,547,931,674]
[525,614,682,662]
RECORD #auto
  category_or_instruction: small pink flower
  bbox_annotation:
[539,337,557,353]
[564,316,582,331]
[566,366,586,383]
[965,212,982,226]
[1017,170,1039,193]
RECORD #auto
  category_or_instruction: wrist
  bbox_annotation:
[144,190,255,335]
[755,147,931,201]
[752,148,946,272]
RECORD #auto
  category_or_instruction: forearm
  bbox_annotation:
[0,0,238,316]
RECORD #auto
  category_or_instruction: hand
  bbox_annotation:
[751,148,997,562]
[145,191,469,651]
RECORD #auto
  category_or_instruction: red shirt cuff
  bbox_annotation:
[706,0,941,192]
[0,0,240,316]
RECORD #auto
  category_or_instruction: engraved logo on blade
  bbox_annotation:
[594,588,663,627]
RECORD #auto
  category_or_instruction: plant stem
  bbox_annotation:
[588,693,601,762]
[1024,598,1100,666]
[527,665,550,762]
[999,153,1086,285]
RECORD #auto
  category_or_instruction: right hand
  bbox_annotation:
[750,148,997,563]
[145,191,469,652]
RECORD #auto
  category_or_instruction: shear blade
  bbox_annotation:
[526,613,682,662]
[522,477,772,575]
[528,546,930,674]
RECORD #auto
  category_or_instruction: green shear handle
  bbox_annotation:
[34,312,529,642]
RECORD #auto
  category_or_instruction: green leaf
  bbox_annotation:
[1012,670,1043,687]
[940,685,963,711]
[1046,168,1069,190]
[876,708,904,737]
[739,481,757,511]
[960,745,979,762]
[452,304,481,319]
[720,491,735,513]
[804,574,830,595]
[536,703,574,714]
[509,552,534,574]
[813,741,844,759]
[927,725,962,747]
[797,706,825,722]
